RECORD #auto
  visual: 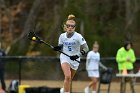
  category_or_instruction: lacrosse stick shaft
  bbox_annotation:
[41,40,80,63]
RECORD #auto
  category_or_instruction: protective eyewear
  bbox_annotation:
[66,24,75,28]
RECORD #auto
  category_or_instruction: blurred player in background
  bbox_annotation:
[116,41,136,93]
[53,14,89,93]
[0,43,6,92]
[84,41,100,93]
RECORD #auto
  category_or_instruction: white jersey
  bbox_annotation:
[59,32,86,56]
[86,51,100,70]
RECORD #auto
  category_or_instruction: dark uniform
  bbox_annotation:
[0,49,6,91]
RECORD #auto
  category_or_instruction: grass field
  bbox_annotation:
[5,80,140,93]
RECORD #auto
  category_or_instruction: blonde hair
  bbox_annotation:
[63,24,67,31]
[66,14,76,24]
[67,14,75,20]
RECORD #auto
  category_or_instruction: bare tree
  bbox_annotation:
[125,0,140,30]
[47,4,61,43]
[17,0,43,52]
[0,0,28,53]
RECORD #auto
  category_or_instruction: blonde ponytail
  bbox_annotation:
[67,14,75,20]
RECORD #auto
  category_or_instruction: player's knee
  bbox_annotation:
[64,75,71,81]
[92,80,98,84]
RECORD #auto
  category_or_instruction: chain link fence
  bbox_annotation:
[0,56,140,93]
[0,56,140,81]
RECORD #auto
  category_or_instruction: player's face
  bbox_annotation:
[93,44,99,52]
[65,20,76,33]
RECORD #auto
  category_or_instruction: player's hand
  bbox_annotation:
[53,46,62,51]
[106,68,113,73]
[80,50,86,55]
[70,55,79,61]
[127,58,131,62]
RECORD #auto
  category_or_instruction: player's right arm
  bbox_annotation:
[86,52,91,70]
[58,34,63,45]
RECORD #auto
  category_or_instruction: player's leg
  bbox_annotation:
[85,77,98,93]
[0,69,6,91]
[88,81,94,88]
[61,62,71,92]
[84,80,94,93]
[70,68,76,92]
[84,70,92,93]
[91,70,99,93]
[85,70,99,93]
[90,77,98,93]
[71,68,76,79]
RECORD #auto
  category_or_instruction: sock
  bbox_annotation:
[92,91,96,93]
[84,86,89,93]
[60,88,64,93]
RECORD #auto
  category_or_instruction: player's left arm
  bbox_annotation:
[78,34,89,56]
[80,43,89,56]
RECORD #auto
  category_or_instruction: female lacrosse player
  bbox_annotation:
[53,14,89,93]
[84,41,100,93]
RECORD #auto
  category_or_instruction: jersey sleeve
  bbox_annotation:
[86,52,91,60]
[78,34,86,45]
[58,34,63,45]
[86,52,91,69]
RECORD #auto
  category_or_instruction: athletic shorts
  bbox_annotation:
[87,70,99,78]
[60,54,80,70]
